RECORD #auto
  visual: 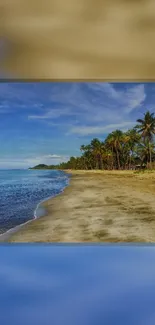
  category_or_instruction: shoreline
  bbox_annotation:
[4,169,155,243]
[0,172,70,242]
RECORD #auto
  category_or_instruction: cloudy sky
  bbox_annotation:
[0,81,154,168]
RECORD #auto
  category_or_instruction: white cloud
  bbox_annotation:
[87,82,121,100]
[0,154,70,169]
[70,121,136,136]
[28,108,73,120]
[43,154,62,158]
[123,84,146,113]
[87,82,146,113]
[27,83,146,134]
[0,82,147,142]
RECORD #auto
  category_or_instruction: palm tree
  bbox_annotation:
[137,140,155,167]
[136,111,155,168]
[80,144,88,169]
[105,130,124,169]
[90,138,105,169]
[105,135,115,169]
[68,156,77,169]
[125,128,141,169]
[102,150,113,170]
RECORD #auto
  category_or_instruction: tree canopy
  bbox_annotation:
[31,111,155,171]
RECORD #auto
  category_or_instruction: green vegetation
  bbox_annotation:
[30,111,155,171]
[29,164,49,169]
[29,164,59,170]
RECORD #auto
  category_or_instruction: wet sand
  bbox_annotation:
[4,170,155,243]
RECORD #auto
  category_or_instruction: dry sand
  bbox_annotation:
[4,170,155,243]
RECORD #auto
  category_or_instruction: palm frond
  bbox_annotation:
[136,119,144,124]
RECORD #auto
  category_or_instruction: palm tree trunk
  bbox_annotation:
[89,160,93,170]
[129,153,132,170]
[111,147,114,170]
[116,149,120,170]
[100,156,104,170]
[95,156,99,169]
[149,141,152,169]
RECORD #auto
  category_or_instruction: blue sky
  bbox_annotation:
[0,81,154,168]
[1,245,155,325]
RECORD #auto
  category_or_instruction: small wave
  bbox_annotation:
[34,179,69,219]
[0,169,70,235]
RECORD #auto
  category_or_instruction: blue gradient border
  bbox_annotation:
[0,244,155,325]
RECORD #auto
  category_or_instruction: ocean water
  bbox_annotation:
[0,245,155,325]
[0,169,69,234]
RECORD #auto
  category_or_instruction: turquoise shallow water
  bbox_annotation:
[0,169,69,234]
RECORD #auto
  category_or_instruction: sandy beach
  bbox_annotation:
[3,170,155,243]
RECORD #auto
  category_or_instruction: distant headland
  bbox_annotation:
[29,164,56,170]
